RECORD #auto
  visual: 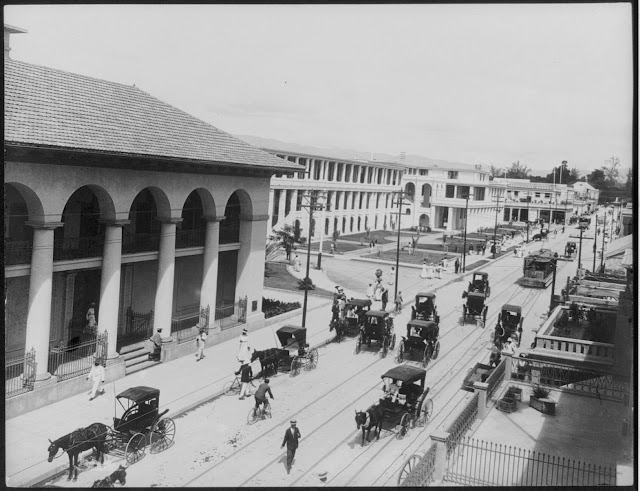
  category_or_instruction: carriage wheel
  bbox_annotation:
[223,379,239,396]
[417,398,434,427]
[307,348,319,370]
[397,454,422,485]
[150,417,176,453]
[291,356,302,377]
[462,305,467,325]
[395,342,404,363]
[355,334,362,354]
[483,306,488,323]
[125,433,146,465]
[433,340,440,360]
[423,345,432,368]
[486,285,491,298]
[390,333,396,350]
[398,413,411,439]
[247,406,259,425]
[381,336,388,358]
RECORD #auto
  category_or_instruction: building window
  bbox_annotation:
[535,192,541,198]
[387,170,392,185]
[419,169,429,176]
[392,171,397,186]
[360,167,367,184]
[544,193,551,199]
[344,163,351,183]
[448,171,459,179]
[376,193,381,208]
[377,169,382,184]
[313,160,321,180]
[327,162,335,181]
[474,187,485,201]
[359,193,364,209]
[456,186,470,199]
[445,185,455,198]
[296,192,303,211]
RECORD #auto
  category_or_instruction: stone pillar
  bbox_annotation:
[473,381,489,418]
[153,218,181,339]
[430,430,450,483]
[236,214,269,327]
[277,189,287,225]
[447,207,455,231]
[291,189,299,214]
[25,221,62,382]
[99,220,128,359]
[268,189,275,227]
[201,216,222,323]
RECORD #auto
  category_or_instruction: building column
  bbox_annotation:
[291,189,299,214]
[99,220,128,359]
[447,206,455,231]
[200,216,223,322]
[25,221,62,382]
[268,189,275,227]
[277,189,287,225]
[153,218,181,339]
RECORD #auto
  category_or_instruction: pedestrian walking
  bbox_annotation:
[148,328,163,361]
[238,328,250,363]
[468,244,474,256]
[281,419,302,474]
[394,291,403,314]
[454,258,460,274]
[420,259,428,279]
[366,283,374,299]
[236,362,253,400]
[381,288,388,311]
[436,264,442,279]
[408,242,413,256]
[476,243,482,255]
[195,325,207,361]
[293,254,301,272]
[338,295,346,318]
[562,225,565,233]
[86,360,105,401]
[285,243,292,261]
[330,242,335,255]
[387,267,395,287]
[86,302,97,332]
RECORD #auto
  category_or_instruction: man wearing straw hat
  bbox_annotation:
[281,419,301,474]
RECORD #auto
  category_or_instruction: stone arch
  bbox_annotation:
[4,182,45,223]
[421,183,432,207]
[419,214,430,228]
[404,182,415,199]
[405,208,411,215]
[224,188,253,220]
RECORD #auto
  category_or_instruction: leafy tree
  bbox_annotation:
[587,169,609,189]
[505,161,531,179]
[625,167,633,196]
[489,164,503,179]
[602,156,621,184]
[272,223,306,251]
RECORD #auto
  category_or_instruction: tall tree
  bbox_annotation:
[489,164,503,179]
[505,161,531,179]
[601,156,621,184]
[625,167,633,196]
[587,169,608,189]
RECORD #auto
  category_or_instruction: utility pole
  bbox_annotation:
[462,193,470,273]
[300,191,327,328]
[577,225,585,272]
[525,191,531,243]
[549,252,559,312]
[592,223,597,272]
[600,209,607,272]
[391,190,407,300]
[491,191,504,259]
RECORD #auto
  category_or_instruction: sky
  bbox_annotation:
[4,4,634,178]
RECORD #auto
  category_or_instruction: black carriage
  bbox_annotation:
[379,365,432,436]
[106,386,176,465]
[396,320,440,367]
[564,241,577,259]
[276,325,318,376]
[355,310,395,357]
[494,304,523,346]
[468,271,490,297]
[410,292,440,324]
[343,298,372,336]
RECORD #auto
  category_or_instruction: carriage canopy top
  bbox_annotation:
[381,365,426,385]
[346,298,372,308]
[366,310,389,318]
[407,319,437,331]
[116,386,159,403]
[467,291,486,301]
[276,325,307,346]
[415,292,436,299]
[474,271,489,278]
[501,304,522,314]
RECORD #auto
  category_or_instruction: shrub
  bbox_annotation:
[530,385,550,399]
[262,298,301,319]
[297,277,315,290]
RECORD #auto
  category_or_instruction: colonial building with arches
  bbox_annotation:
[4,36,300,409]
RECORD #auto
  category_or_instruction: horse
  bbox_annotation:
[91,465,127,487]
[355,405,384,447]
[47,422,109,481]
[329,318,345,343]
[250,348,280,377]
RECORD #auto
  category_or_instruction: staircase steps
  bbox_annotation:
[120,341,160,375]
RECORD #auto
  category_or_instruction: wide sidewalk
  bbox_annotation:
[5,225,565,487]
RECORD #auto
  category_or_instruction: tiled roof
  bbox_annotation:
[4,59,301,171]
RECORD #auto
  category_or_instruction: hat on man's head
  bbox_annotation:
[157,328,163,332]
[507,337,513,343]
[290,419,297,425]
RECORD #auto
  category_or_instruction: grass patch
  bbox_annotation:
[361,249,450,265]
[264,262,333,298]
[307,240,366,254]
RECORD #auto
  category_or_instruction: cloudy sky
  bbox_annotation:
[5,4,633,177]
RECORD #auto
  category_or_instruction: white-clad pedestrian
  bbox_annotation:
[86,360,105,401]
[238,328,250,363]
[195,324,207,361]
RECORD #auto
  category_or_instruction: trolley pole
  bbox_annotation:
[300,191,327,328]
[600,210,607,272]
[391,190,406,301]
[592,225,597,272]
[462,193,470,273]
[526,192,531,243]
[492,192,503,259]
[549,252,559,312]
[577,225,585,272]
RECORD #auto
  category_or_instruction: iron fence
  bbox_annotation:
[511,356,630,402]
[122,232,161,254]
[399,443,438,487]
[217,296,248,331]
[53,236,105,261]
[485,357,505,402]
[48,331,108,381]
[444,437,616,486]
[5,240,33,265]
[119,308,155,348]
[175,228,205,249]
[172,305,210,344]
[5,348,37,399]
[445,392,479,456]
[219,224,240,244]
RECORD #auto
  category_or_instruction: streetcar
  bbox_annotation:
[520,249,556,288]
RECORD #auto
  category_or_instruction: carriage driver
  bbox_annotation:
[383,378,400,403]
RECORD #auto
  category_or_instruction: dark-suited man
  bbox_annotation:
[281,419,301,474]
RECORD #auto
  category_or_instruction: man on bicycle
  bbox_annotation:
[254,378,274,412]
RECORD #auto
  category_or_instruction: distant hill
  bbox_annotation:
[235,134,482,171]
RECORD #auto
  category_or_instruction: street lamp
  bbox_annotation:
[461,193,470,273]
[301,191,327,328]
[316,188,328,270]
[492,190,504,259]
[392,190,407,300]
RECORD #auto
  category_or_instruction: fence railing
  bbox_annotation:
[48,331,108,382]
[53,236,105,261]
[171,305,210,344]
[175,228,205,249]
[444,437,616,486]
[445,392,479,456]
[122,232,161,254]
[119,308,154,347]
[399,443,437,487]
[216,296,248,331]
[485,357,505,402]
[5,240,33,265]
[511,356,629,402]
[5,348,37,399]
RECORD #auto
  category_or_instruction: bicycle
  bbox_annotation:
[223,375,255,396]
[247,400,272,425]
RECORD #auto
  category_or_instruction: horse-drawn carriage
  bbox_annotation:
[355,310,395,358]
[462,273,489,327]
[467,271,490,297]
[396,320,440,367]
[47,386,175,482]
[494,304,523,347]
[251,326,317,377]
[333,298,372,340]
[410,292,440,324]
[564,241,577,259]
[355,365,432,446]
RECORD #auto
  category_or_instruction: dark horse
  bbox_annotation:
[47,422,109,481]
[250,348,280,377]
[329,318,346,343]
[355,405,384,447]
[91,465,127,487]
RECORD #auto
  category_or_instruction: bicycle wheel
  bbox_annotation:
[223,379,240,396]
[247,407,259,425]
[264,402,272,419]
